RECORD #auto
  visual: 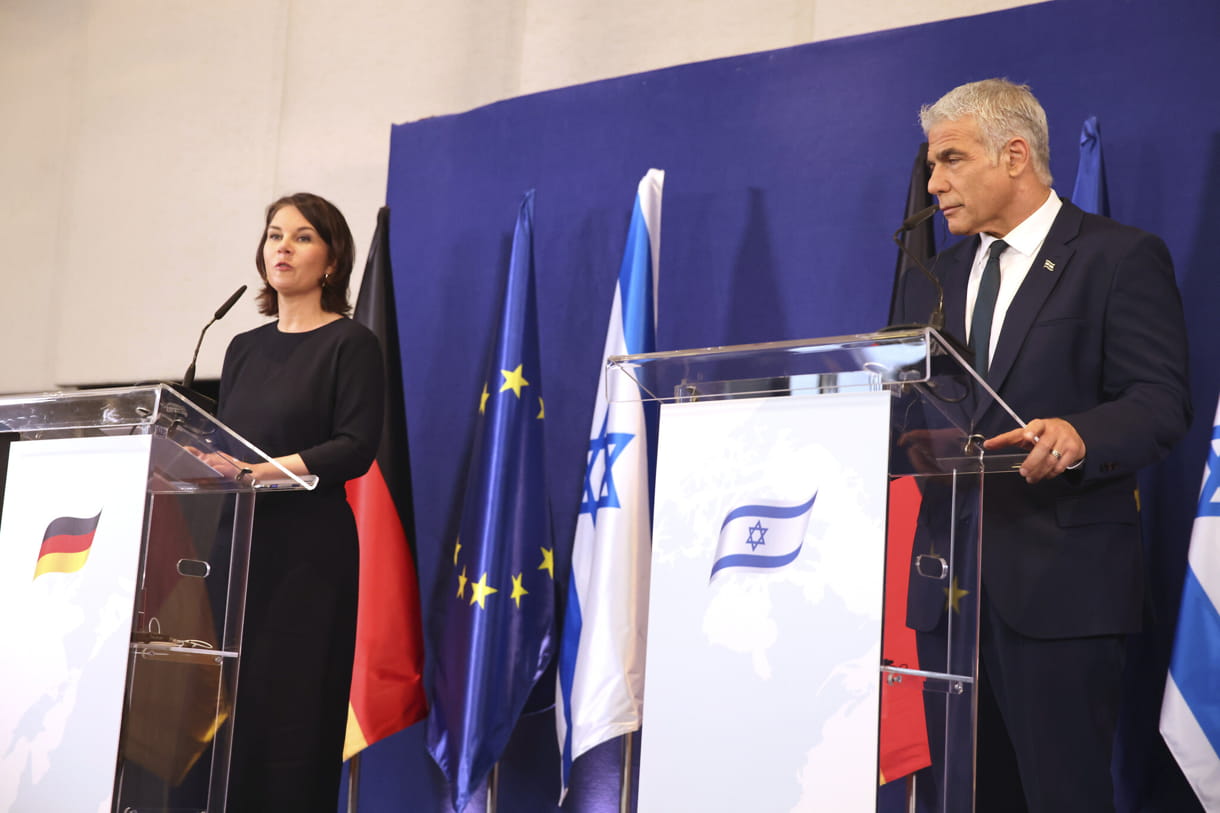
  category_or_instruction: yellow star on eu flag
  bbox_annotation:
[469,572,499,609]
[456,565,468,600]
[944,576,970,614]
[538,547,554,580]
[479,383,490,414]
[510,573,528,608]
[500,364,529,398]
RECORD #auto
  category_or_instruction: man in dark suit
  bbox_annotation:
[895,79,1191,811]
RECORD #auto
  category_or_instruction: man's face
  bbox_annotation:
[926,116,1018,237]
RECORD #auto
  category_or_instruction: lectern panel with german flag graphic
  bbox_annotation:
[0,384,309,813]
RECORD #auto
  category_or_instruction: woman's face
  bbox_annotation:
[262,204,334,300]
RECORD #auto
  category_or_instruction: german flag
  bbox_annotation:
[33,511,102,580]
[342,206,427,760]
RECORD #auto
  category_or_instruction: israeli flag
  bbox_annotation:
[709,494,817,582]
[556,169,663,800]
[1161,398,1220,812]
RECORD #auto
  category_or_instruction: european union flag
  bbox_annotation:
[426,190,555,811]
[1071,115,1110,217]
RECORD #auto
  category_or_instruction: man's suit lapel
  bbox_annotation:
[982,202,1083,399]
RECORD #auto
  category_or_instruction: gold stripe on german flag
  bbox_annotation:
[33,511,102,580]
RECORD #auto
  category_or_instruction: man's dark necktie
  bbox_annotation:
[970,239,1008,376]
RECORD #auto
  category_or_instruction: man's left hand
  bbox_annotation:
[983,418,1085,484]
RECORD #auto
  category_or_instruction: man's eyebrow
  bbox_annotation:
[930,147,967,163]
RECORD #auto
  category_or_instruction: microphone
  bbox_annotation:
[891,204,944,330]
[901,202,939,233]
[183,285,247,390]
[212,284,247,322]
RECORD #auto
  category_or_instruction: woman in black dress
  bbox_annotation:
[218,192,383,811]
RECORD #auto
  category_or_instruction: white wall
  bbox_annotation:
[0,0,1035,393]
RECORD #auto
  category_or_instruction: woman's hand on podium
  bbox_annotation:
[186,446,311,484]
[184,446,254,481]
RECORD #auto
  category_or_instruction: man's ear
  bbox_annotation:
[1005,137,1031,177]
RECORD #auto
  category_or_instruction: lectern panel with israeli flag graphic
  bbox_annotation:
[0,385,314,813]
[610,328,1027,812]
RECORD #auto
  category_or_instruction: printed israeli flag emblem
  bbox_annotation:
[709,493,817,582]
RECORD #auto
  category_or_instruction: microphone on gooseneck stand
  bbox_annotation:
[891,203,944,330]
[900,201,940,233]
[884,204,976,368]
[181,284,247,401]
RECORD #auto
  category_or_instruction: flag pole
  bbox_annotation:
[345,754,362,812]
[487,762,500,813]
[619,731,635,813]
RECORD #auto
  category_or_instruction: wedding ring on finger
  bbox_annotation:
[1050,449,1063,461]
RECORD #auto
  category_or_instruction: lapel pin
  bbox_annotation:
[1043,259,1056,272]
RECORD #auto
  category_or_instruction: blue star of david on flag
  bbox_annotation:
[579,413,636,525]
[746,521,768,550]
[1195,423,1220,517]
[710,493,817,582]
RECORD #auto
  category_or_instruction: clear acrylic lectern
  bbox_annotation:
[609,327,1026,813]
[0,384,314,813]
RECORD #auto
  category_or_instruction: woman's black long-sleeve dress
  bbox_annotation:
[218,317,383,812]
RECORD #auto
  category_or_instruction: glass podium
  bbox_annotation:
[611,327,1026,813]
[0,384,313,813]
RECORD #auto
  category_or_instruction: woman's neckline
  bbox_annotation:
[274,314,344,334]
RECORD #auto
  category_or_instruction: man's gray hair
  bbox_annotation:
[920,78,1053,186]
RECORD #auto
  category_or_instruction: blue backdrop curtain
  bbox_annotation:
[345,0,1220,809]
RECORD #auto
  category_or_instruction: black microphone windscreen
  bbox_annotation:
[901,203,939,232]
[213,284,248,320]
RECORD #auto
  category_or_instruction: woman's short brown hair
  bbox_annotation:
[254,192,355,316]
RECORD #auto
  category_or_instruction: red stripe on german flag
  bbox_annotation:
[33,511,102,580]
